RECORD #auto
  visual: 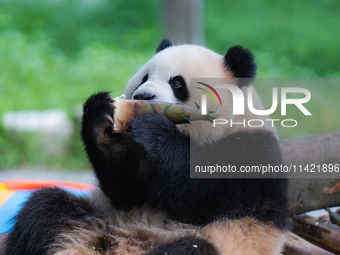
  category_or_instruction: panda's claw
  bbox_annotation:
[105,114,114,124]
[110,102,116,109]
[110,95,115,100]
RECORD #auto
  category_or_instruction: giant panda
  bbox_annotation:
[5,39,289,255]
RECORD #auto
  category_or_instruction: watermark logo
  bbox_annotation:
[199,83,311,116]
[190,78,339,179]
[196,82,223,115]
[196,82,312,128]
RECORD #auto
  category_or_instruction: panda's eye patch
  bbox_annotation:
[141,74,149,84]
[169,75,189,102]
[169,76,184,89]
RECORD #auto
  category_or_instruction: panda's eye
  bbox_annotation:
[170,76,184,89]
[171,80,181,89]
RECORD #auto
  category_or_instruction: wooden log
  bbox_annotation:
[288,179,340,215]
[283,232,334,255]
[281,130,340,167]
[292,214,340,254]
[280,130,340,215]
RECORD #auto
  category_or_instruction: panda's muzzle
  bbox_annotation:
[133,92,156,100]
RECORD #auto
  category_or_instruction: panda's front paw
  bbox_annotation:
[81,92,120,149]
[127,113,177,155]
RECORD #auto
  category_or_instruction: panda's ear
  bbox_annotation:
[156,39,172,53]
[224,45,257,86]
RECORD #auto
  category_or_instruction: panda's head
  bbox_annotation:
[125,39,275,144]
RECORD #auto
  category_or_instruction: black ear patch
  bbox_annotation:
[224,46,257,86]
[156,39,172,53]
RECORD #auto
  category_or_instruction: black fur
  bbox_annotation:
[81,94,288,228]
[169,75,190,102]
[81,92,147,210]
[5,187,98,255]
[127,112,288,227]
[224,45,257,86]
[148,236,218,255]
[4,92,288,254]
[156,39,172,53]
[190,131,288,227]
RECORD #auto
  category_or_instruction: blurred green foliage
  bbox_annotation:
[0,0,160,114]
[0,0,339,169]
[206,0,340,77]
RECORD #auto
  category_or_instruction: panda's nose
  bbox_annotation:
[133,92,155,100]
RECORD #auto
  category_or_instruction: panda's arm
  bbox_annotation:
[127,113,210,223]
[5,188,98,255]
[128,113,288,229]
[81,92,147,209]
[127,112,190,173]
